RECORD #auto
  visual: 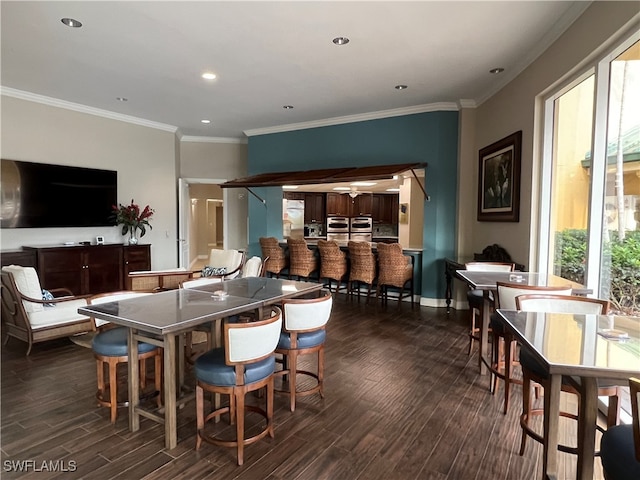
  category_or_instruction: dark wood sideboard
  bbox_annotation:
[2,244,150,296]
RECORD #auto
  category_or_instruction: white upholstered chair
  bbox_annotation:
[514,294,620,456]
[275,290,333,411]
[491,282,573,414]
[195,307,282,466]
[242,256,264,278]
[464,262,515,355]
[0,265,93,355]
[205,249,244,280]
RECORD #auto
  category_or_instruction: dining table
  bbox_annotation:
[455,271,591,375]
[496,309,640,480]
[79,277,324,449]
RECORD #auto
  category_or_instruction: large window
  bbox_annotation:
[540,34,640,317]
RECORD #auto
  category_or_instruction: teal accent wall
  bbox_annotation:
[247,111,459,300]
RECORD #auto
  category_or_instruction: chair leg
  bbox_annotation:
[519,369,532,455]
[235,389,245,466]
[267,378,275,438]
[108,358,118,424]
[96,359,105,403]
[468,308,477,356]
[503,335,513,414]
[607,390,620,427]
[288,350,298,412]
[139,357,146,389]
[318,347,325,398]
[195,385,204,450]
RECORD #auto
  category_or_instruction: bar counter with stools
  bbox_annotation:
[272,238,422,304]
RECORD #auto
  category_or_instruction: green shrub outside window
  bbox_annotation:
[554,229,640,315]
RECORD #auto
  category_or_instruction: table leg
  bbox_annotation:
[128,328,140,432]
[163,334,177,450]
[177,333,185,391]
[543,373,561,480]
[445,264,453,313]
[576,377,597,480]
[479,292,491,375]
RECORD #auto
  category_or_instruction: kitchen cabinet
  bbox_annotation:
[326,192,350,216]
[304,193,325,223]
[372,194,399,224]
[349,193,373,216]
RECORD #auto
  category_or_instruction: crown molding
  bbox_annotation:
[181,135,247,144]
[458,99,477,109]
[1,87,178,133]
[244,102,460,137]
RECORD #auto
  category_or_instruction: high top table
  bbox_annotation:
[79,277,323,449]
[496,310,640,480]
[455,271,590,375]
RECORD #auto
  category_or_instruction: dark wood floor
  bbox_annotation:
[1,294,605,479]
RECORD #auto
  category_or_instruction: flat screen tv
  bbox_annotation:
[1,159,118,228]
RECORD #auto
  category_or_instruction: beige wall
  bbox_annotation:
[0,96,179,269]
[179,141,248,250]
[464,1,640,270]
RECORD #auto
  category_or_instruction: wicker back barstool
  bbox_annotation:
[375,242,414,307]
[287,238,318,280]
[347,241,376,303]
[259,237,288,278]
[317,239,348,293]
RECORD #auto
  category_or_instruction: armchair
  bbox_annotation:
[1,265,94,355]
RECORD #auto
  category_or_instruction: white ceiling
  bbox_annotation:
[1,1,588,140]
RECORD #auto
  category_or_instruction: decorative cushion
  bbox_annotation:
[600,424,640,480]
[201,265,226,277]
[42,289,56,307]
[195,347,275,387]
[278,329,326,350]
[2,265,44,313]
[27,299,89,329]
[92,327,158,357]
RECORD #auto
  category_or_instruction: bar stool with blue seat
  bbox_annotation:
[275,289,333,412]
[195,306,282,466]
[600,377,640,480]
[89,291,162,424]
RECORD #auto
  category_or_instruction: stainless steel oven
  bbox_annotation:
[327,216,350,233]
[326,232,349,243]
[350,216,372,242]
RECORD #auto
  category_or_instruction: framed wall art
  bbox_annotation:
[477,130,522,222]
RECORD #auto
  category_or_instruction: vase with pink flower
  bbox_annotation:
[112,199,154,245]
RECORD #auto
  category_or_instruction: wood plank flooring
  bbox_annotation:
[1,294,605,479]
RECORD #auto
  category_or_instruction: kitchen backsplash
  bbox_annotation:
[304,222,324,237]
[373,224,398,236]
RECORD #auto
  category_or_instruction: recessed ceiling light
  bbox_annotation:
[386,188,400,192]
[283,105,294,110]
[489,67,505,74]
[116,97,128,102]
[61,18,82,28]
[351,182,377,187]
[332,37,350,45]
[201,119,211,124]
[282,185,298,190]
[395,85,408,90]
[201,72,217,80]
[333,187,351,191]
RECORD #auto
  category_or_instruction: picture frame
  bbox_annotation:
[477,130,522,222]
